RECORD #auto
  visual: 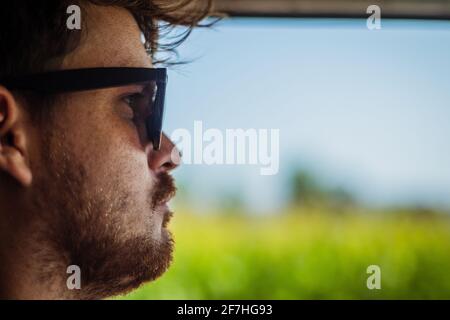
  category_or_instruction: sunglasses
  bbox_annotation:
[0,67,167,150]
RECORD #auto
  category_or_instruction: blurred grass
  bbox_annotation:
[118,207,450,299]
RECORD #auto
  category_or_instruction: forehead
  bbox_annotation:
[61,4,152,69]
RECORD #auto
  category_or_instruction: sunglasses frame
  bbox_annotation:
[0,67,168,150]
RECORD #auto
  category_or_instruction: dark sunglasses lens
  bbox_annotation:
[146,81,166,150]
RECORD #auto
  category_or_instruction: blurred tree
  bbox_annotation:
[291,170,326,207]
[325,186,357,212]
[218,191,245,216]
[290,169,356,211]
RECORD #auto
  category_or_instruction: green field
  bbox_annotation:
[118,207,450,299]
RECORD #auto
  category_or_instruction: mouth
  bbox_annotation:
[156,202,173,228]
[151,172,177,228]
[151,172,177,208]
[156,202,169,215]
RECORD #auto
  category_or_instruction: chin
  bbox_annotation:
[84,236,174,299]
[68,215,175,300]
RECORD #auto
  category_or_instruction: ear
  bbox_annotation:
[0,86,32,187]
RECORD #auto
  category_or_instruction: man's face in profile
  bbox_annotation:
[0,4,180,299]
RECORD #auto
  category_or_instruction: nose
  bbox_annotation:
[147,132,180,174]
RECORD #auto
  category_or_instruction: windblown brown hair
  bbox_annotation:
[90,0,220,65]
[0,0,220,121]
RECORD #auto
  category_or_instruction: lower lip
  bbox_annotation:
[157,203,169,212]
[156,203,171,219]
[158,203,172,227]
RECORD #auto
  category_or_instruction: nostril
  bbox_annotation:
[162,161,176,171]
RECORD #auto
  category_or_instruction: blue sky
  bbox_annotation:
[161,18,450,212]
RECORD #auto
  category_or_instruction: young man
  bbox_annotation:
[0,0,212,299]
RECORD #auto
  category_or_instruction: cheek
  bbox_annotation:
[84,131,153,195]
[68,110,154,198]
[77,130,158,234]
[61,93,158,210]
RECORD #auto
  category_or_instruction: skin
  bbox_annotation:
[0,5,180,299]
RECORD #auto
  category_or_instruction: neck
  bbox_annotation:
[0,207,76,300]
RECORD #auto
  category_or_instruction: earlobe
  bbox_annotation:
[0,143,33,186]
[0,86,33,187]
